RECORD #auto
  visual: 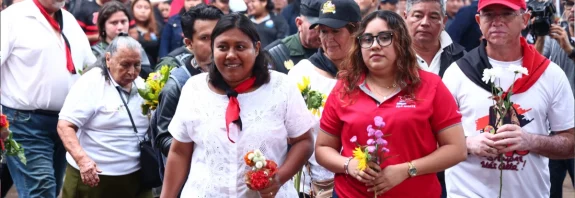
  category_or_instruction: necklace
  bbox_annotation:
[382,83,397,89]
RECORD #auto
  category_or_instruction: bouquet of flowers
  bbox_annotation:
[0,114,26,165]
[482,64,529,198]
[137,65,173,115]
[297,76,326,117]
[244,149,278,190]
[351,116,391,197]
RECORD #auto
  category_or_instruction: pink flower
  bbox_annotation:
[367,146,376,153]
[367,139,375,145]
[374,116,385,128]
[367,125,375,136]
[375,130,384,138]
[376,138,387,146]
[350,136,357,143]
[381,147,390,153]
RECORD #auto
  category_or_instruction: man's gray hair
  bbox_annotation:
[406,0,446,16]
[87,35,142,80]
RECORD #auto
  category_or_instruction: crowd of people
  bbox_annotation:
[1,0,574,198]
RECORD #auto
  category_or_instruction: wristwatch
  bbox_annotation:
[407,161,417,177]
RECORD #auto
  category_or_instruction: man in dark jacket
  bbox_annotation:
[404,0,465,78]
[150,4,223,178]
[404,0,465,197]
[446,0,481,51]
[264,0,322,74]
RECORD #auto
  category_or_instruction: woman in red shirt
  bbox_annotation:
[315,10,467,198]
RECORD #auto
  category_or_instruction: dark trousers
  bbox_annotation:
[62,164,153,198]
[1,163,14,198]
[549,159,574,198]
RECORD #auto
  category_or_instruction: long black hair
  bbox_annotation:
[208,13,271,90]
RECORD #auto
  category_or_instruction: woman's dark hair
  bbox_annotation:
[340,10,421,102]
[181,4,224,40]
[98,1,132,40]
[264,0,275,12]
[209,13,271,90]
[131,0,159,41]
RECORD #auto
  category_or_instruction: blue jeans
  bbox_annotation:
[549,158,574,198]
[3,106,67,198]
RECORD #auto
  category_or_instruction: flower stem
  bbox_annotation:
[499,154,503,198]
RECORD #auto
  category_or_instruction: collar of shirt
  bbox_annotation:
[416,31,453,74]
[107,71,140,100]
[250,14,271,24]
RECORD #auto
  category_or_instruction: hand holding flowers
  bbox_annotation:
[0,113,26,165]
[244,150,280,197]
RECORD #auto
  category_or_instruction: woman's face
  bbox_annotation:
[360,18,397,74]
[106,47,142,87]
[319,25,354,62]
[133,0,152,22]
[247,0,267,16]
[105,11,130,42]
[158,2,171,19]
[213,28,261,86]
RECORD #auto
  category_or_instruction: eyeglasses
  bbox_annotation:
[479,11,523,22]
[357,31,393,49]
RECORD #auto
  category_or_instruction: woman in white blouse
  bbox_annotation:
[160,13,315,198]
[57,36,152,198]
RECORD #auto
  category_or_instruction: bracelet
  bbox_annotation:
[344,157,353,175]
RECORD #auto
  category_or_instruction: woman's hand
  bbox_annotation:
[77,156,102,187]
[349,160,379,184]
[366,163,409,195]
[258,174,282,198]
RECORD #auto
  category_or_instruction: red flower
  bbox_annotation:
[265,160,278,175]
[0,114,9,129]
[246,170,270,190]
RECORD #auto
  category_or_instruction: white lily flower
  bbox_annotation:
[508,64,529,76]
[482,67,504,84]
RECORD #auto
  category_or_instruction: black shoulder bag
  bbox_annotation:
[115,86,163,189]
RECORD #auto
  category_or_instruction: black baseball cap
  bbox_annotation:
[309,0,362,29]
[300,0,323,24]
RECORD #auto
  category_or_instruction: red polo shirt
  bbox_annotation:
[320,70,461,198]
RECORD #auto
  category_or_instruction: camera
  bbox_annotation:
[527,0,557,36]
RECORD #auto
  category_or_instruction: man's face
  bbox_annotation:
[405,1,445,45]
[186,19,219,65]
[212,0,230,14]
[396,0,406,15]
[159,2,171,19]
[565,0,574,27]
[446,0,464,16]
[184,0,202,11]
[355,0,376,16]
[475,4,529,47]
[379,2,397,11]
[296,16,321,49]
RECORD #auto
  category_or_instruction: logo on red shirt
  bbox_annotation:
[396,96,416,108]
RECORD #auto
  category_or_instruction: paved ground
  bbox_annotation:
[4,175,575,198]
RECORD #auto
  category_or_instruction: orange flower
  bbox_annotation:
[244,151,255,166]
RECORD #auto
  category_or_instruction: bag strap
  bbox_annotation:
[115,86,143,143]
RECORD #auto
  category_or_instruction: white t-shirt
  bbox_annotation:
[168,71,315,197]
[288,60,336,194]
[59,68,150,176]
[442,58,575,198]
[1,1,96,111]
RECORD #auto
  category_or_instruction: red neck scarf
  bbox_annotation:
[225,77,256,143]
[502,37,550,98]
[33,0,76,74]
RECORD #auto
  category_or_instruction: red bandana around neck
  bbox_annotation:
[225,77,256,143]
[33,0,76,74]
[502,37,550,98]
